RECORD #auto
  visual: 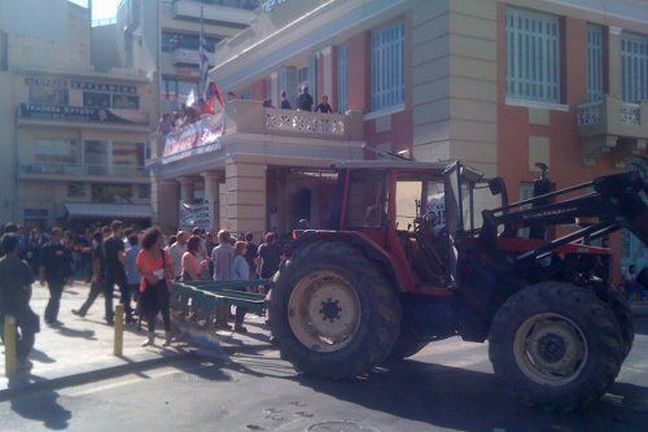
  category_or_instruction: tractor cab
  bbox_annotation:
[323,159,491,293]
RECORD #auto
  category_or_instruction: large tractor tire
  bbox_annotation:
[608,289,634,360]
[385,309,428,363]
[489,282,624,412]
[268,241,401,379]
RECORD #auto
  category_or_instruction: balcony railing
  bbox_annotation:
[227,100,363,140]
[172,0,256,25]
[19,162,147,178]
[172,48,215,66]
[576,95,648,163]
[576,95,647,137]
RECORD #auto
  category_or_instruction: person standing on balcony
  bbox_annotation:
[297,85,313,111]
[280,90,291,109]
[315,95,332,113]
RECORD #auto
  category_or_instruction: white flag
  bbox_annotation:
[186,88,196,107]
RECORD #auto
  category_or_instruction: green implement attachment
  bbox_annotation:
[171,280,268,319]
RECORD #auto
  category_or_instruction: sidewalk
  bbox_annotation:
[1,281,273,398]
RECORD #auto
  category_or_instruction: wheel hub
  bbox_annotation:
[320,298,342,323]
[537,333,566,363]
[288,271,361,353]
[514,313,588,386]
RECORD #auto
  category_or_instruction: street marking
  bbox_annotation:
[64,367,182,397]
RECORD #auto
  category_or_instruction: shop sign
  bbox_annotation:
[25,77,137,94]
[20,103,148,124]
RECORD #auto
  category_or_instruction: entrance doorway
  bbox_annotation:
[293,188,312,227]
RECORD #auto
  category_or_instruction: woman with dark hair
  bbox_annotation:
[181,235,209,281]
[136,227,174,346]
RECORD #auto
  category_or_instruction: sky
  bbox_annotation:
[68,0,122,21]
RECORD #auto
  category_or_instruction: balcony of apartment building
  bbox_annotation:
[17,162,148,182]
[172,0,258,25]
[577,95,648,164]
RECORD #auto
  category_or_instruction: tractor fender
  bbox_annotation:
[284,230,405,293]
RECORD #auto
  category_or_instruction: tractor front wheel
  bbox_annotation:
[489,282,624,412]
[268,241,401,379]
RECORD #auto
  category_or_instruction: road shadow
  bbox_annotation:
[55,325,97,341]
[262,360,648,432]
[30,348,56,364]
[632,317,648,336]
[7,376,71,430]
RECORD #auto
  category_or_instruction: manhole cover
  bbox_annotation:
[306,421,380,432]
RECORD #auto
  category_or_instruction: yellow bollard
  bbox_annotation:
[114,304,124,357]
[4,315,17,378]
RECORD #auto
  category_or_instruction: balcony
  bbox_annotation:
[172,48,215,66]
[576,95,648,165]
[18,162,148,180]
[172,0,256,26]
[156,100,364,169]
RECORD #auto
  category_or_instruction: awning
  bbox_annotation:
[65,203,152,219]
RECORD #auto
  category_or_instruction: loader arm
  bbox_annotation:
[480,171,648,261]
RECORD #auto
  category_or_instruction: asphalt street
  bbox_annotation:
[2,318,648,432]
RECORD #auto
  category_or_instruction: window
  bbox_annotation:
[138,184,151,199]
[34,139,79,164]
[112,94,139,109]
[337,45,348,113]
[84,141,109,175]
[396,181,422,230]
[345,170,388,228]
[506,8,560,104]
[0,31,7,71]
[587,25,604,102]
[161,32,177,52]
[371,21,404,111]
[517,182,535,238]
[67,183,86,198]
[29,86,69,105]
[83,92,111,108]
[308,54,318,106]
[622,33,648,103]
[160,79,198,102]
[92,184,133,204]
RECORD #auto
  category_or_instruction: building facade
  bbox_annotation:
[0,0,154,228]
[149,0,648,274]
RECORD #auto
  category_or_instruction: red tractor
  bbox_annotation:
[268,159,648,411]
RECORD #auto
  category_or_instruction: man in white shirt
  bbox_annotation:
[168,230,188,280]
[211,230,234,281]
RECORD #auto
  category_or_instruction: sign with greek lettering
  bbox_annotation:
[162,114,224,162]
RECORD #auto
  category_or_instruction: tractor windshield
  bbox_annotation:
[344,169,388,228]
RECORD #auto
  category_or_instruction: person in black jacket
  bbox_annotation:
[0,233,40,372]
[280,90,291,109]
[39,227,72,326]
[314,95,333,113]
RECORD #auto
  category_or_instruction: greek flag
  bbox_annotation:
[199,32,209,100]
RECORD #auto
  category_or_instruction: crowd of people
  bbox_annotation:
[0,219,284,372]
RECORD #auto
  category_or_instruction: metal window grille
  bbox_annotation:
[337,45,348,113]
[587,25,604,102]
[506,7,560,103]
[371,21,404,111]
[622,33,648,103]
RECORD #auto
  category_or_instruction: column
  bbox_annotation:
[201,170,224,231]
[178,176,195,204]
[608,26,623,100]
[151,177,179,232]
[320,46,333,101]
[224,158,267,238]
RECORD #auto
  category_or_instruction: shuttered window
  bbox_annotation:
[371,21,404,111]
[506,8,560,104]
[587,25,604,102]
[622,33,648,103]
[337,45,348,113]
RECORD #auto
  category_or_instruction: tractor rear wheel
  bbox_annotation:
[608,289,634,360]
[489,282,623,412]
[268,241,401,379]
